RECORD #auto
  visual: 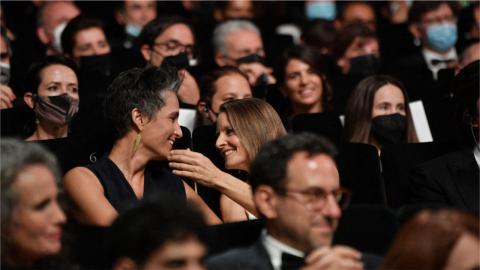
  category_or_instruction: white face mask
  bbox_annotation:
[0,62,10,85]
[51,22,67,53]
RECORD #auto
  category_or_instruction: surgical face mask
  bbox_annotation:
[0,62,10,85]
[371,113,406,146]
[125,23,142,37]
[34,93,79,126]
[305,1,336,21]
[348,54,381,77]
[426,22,457,53]
[52,22,67,53]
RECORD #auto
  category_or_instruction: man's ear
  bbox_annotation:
[213,8,224,22]
[254,185,279,219]
[24,92,35,109]
[112,257,137,270]
[140,44,152,62]
[36,27,50,45]
[131,108,147,131]
[197,101,208,114]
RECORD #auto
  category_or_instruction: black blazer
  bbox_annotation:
[409,149,479,216]
[206,238,383,270]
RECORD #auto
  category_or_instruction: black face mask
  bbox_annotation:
[371,113,406,146]
[161,52,190,70]
[348,54,380,77]
[79,53,112,77]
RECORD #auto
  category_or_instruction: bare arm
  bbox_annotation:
[169,149,258,215]
[220,194,256,223]
[64,167,118,226]
[184,181,222,225]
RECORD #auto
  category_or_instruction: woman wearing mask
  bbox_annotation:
[23,56,79,141]
[1,139,67,269]
[278,45,334,117]
[344,75,417,153]
[169,98,286,222]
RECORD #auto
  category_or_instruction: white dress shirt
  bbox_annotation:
[261,229,305,270]
[422,48,457,80]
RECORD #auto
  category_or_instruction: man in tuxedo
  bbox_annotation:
[207,133,380,270]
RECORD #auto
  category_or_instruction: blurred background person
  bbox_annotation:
[109,198,209,270]
[0,25,15,109]
[334,1,376,31]
[1,139,67,269]
[381,209,479,270]
[22,56,79,141]
[344,75,417,154]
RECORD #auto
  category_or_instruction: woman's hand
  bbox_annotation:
[168,149,224,188]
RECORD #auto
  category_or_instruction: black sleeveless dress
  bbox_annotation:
[85,156,186,214]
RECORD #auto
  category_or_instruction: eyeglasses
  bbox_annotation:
[153,40,194,57]
[277,187,351,210]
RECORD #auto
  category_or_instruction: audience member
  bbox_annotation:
[22,56,80,141]
[381,209,479,270]
[389,1,459,101]
[109,198,209,270]
[113,0,157,49]
[169,98,286,222]
[1,139,67,269]
[302,19,337,55]
[207,133,381,270]
[196,66,252,126]
[335,1,376,31]
[278,45,333,117]
[409,60,479,216]
[138,16,199,105]
[61,16,111,69]
[213,20,275,87]
[36,1,80,55]
[63,66,220,226]
[304,0,337,22]
[344,75,417,153]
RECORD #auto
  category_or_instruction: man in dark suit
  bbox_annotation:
[408,60,480,216]
[207,133,381,270]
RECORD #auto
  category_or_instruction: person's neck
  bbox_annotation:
[26,122,68,141]
[267,223,309,254]
[292,102,323,116]
[108,134,151,181]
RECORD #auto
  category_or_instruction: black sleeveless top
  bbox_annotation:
[85,156,186,214]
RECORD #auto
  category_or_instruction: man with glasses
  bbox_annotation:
[138,16,199,106]
[207,133,381,270]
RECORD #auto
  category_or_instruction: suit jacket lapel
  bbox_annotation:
[252,238,275,270]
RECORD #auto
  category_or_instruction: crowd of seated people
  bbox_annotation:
[1,1,479,269]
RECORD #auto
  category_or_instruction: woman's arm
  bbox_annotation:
[220,194,256,223]
[169,149,258,216]
[64,167,118,226]
[183,181,222,225]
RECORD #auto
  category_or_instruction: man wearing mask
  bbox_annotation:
[213,20,276,91]
[36,1,80,56]
[207,133,381,270]
[0,27,15,109]
[389,1,459,102]
[113,0,157,49]
[138,16,200,106]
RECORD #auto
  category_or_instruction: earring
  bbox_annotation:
[132,133,142,154]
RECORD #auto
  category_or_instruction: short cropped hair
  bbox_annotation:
[104,66,181,140]
[408,1,458,24]
[219,98,286,162]
[61,15,107,56]
[250,133,337,192]
[199,66,249,105]
[108,197,208,266]
[213,20,261,55]
[1,139,61,229]
[137,16,193,48]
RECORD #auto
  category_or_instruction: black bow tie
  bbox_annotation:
[431,58,455,66]
[281,253,304,270]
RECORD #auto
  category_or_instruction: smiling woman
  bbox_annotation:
[63,67,221,227]
[169,98,286,222]
[1,139,67,268]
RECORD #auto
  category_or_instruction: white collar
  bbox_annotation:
[422,48,457,80]
[473,145,480,169]
[261,230,305,270]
